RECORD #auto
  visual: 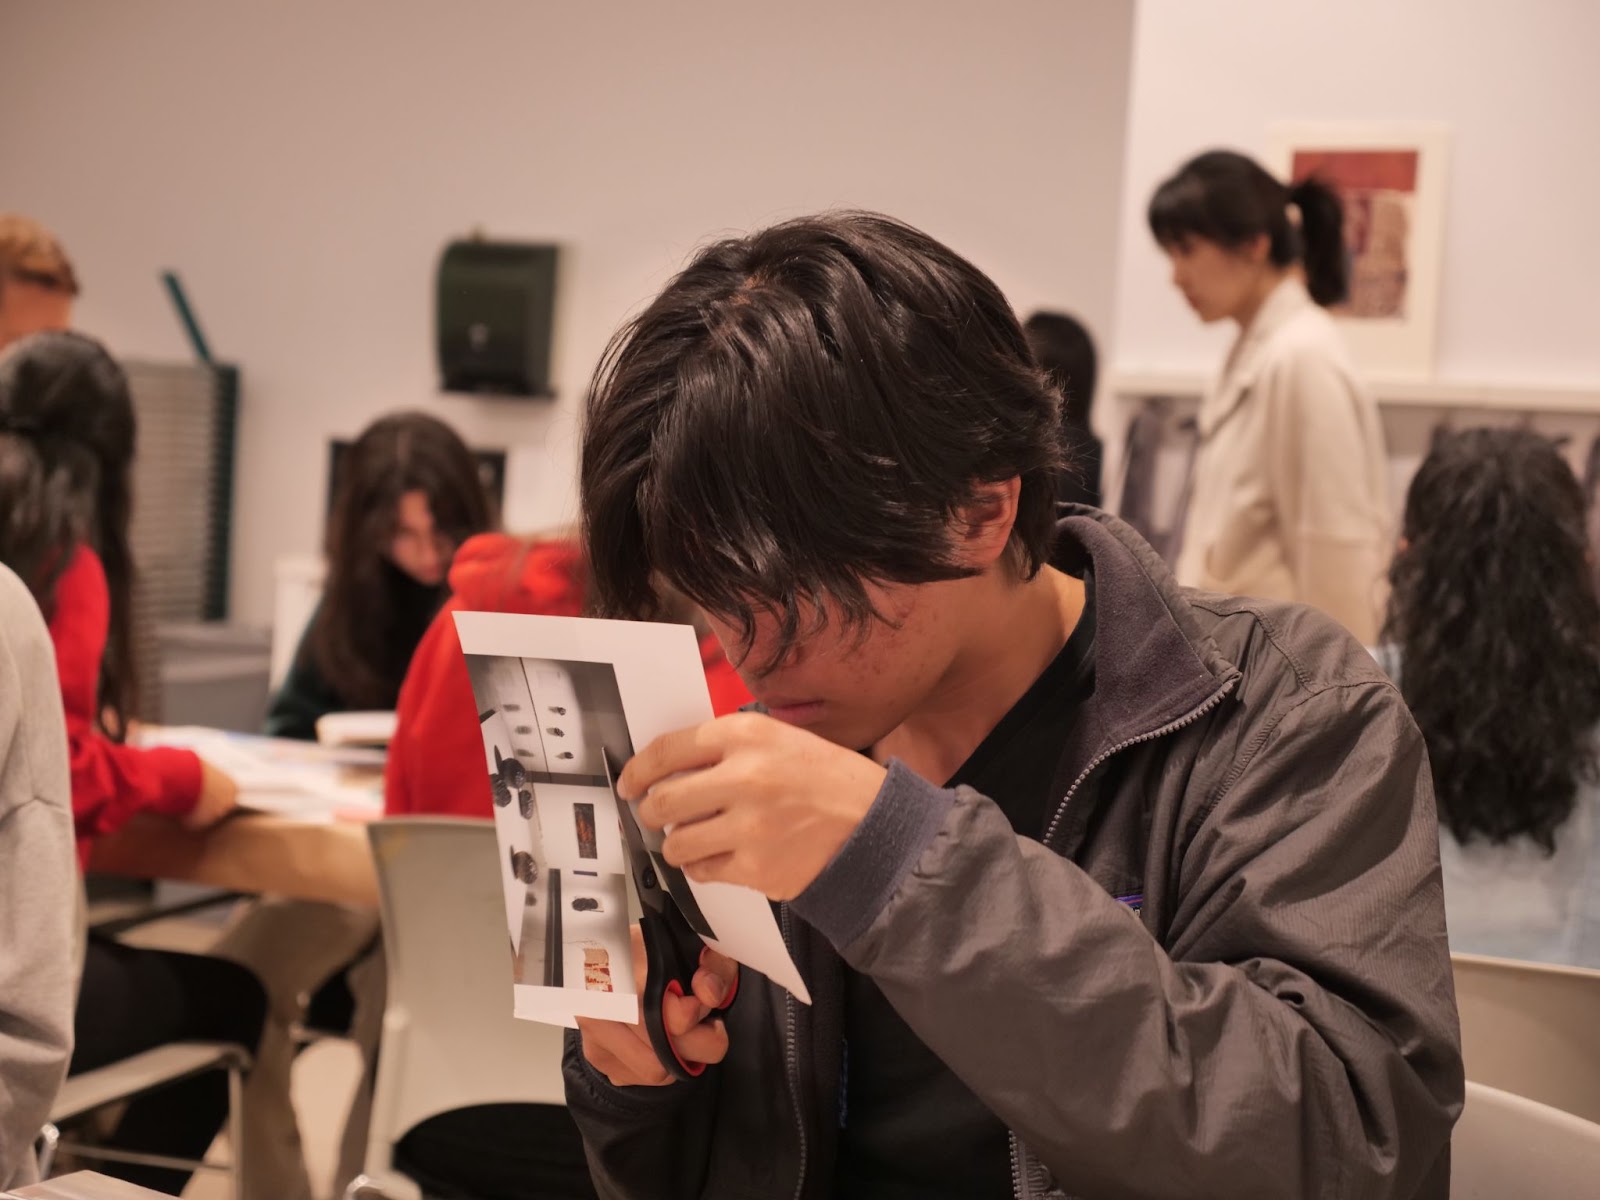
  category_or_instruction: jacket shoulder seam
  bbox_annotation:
[1183,594,1315,691]
[1191,677,1412,840]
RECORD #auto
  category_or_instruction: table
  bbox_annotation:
[10,1172,172,1198]
[87,727,384,909]
[88,811,378,909]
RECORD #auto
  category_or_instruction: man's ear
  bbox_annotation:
[953,478,1021,569]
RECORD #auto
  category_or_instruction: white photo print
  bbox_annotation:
[454,611,811,1027]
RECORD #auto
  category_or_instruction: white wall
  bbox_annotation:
[1112,0,1600,386]
[0,0,1135,625]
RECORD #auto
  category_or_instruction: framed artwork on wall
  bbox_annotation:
[1267,121,1451,379]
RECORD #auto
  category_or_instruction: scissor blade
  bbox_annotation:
[603,749,667,914]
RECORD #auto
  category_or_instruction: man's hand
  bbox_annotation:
[621,712,887,900]
[577,925,738,1087]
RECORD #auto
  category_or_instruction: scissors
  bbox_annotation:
[603,749,738,1081]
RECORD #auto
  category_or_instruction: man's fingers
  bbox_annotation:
[660,813,737,865]
[684,852,738,885]
[578,1003,727,1085]
[636,758,761,831]
[692,954,737,1008]
[618,721,728,800]
[662,986,710,1038]
[671,1018,729,1067]
[577,1017,673,1087]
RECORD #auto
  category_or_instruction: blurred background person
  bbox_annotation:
[1379,428,1600,969]
[0,330,263,1195]
[265,410,495,740]
[1148,149,1388,642]
[0,560,77,1190]
[0,214,76,350]
[1023,309,1102,508]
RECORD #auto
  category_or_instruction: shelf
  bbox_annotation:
[1109,370,1600,416]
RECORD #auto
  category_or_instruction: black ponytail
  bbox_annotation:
[1150,149,1350,309]
[1289,177,1349,307]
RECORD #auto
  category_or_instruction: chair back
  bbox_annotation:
[1452,953,1600,1123]
[1452,1080,1600,1199]
[363,818,567,1178]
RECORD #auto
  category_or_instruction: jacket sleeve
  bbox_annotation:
[264,612,344,741]
[791,681,1462,1200]
[1263,349,1388,644]
[0,569,79,1188]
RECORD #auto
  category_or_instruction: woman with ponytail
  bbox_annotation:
[1148,149,1389,642]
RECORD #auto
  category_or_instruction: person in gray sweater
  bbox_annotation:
[0,560,77,1188]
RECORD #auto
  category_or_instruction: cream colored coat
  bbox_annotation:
[1175,278,1390,644]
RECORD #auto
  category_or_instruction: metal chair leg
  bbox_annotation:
[227,1060,245,1200]
[341,1170,421,1200]
[36,1123,60,1179]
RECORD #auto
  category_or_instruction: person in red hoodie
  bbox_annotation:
[0,331,266,1195]
[375,529,748,1200]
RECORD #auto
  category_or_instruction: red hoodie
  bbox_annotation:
[384,533,751,818]
[48,546,203,865]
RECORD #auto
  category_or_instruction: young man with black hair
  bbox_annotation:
[565,211,1461,1200]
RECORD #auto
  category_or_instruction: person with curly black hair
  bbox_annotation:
[1379,427,1600,967]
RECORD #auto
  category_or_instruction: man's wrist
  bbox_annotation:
[789,759,955,949]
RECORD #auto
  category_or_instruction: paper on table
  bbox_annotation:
[315,710,398,748]
[454,611,811,1027]
[135,727,385,817]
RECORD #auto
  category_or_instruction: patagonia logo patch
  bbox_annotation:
[1115,893,1144,913]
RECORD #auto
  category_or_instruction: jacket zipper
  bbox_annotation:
[1042,674,1239,850]
[780,904,809,1200]
[1009,672,1241,1199]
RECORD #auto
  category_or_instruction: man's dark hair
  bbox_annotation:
[1384,427,1600,854]
[580,211,1062,663]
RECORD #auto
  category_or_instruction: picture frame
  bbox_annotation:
[1266,121,1451,379]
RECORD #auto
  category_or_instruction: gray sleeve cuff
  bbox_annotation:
[788,758,956,950]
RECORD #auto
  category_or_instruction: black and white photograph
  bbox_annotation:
[453,611,811,1026]
[467,652,639,1023]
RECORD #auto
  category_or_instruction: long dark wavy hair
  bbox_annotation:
[0,331,139,734]
[1383,428,1600,853]
[308,411,493,710]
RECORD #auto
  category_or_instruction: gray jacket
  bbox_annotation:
[0,563,78,1189]
[563,510,1463,1200]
